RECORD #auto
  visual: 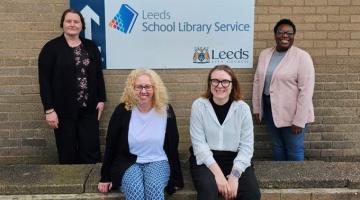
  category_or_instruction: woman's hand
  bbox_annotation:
[215,174,231,199]
[253,113,260,124]
[291,125,302,134]
[98,182,112,193]
[226,176,239,199]
[209,163,230,198]
[96,102,105,120]
[45,110,59,129]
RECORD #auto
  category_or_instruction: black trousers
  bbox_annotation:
[189,149,261,200]
[54,112,101,164]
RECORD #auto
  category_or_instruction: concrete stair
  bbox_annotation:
[1,161,360,200]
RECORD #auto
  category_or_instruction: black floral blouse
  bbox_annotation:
[73,44,90,108]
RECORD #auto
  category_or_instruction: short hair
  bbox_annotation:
[273,18,296,35]
[120,69,169,114]
[202,65,243,101]
[60,9,86,31]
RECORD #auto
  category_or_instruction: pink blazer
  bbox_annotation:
[252,46,315,128]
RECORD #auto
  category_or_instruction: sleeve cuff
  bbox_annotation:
[204,156,216,167]
[233,161,250,174]
[292,120,305,128]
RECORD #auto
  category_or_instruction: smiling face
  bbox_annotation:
[275,24,295,52]
[210,70,232,104]
[134,74,154,107]
[62,12,83,37]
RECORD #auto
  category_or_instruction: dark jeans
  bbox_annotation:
[54,112,100,164]
[263,95,305,161]
[189,149,261,200]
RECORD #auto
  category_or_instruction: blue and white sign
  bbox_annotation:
[71,0,255,69]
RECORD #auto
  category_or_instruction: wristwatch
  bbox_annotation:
[230,169,242,179]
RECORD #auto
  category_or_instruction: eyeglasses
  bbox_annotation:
[210,79,232,88]
[134,84,153,91]
[276,30,295,37]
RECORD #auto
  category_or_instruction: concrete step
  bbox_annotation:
[1,189,360,200]
[1,161,360,199]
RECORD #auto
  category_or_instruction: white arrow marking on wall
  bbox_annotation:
[81,5,100,40]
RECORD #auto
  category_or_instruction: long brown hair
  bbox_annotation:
[201,65,242,101]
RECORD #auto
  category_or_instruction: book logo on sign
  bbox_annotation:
[193,47,210,63]
[109,4,138,34]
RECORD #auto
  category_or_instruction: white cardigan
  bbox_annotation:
[190,98,254,173]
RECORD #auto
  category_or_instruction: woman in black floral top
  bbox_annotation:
[38,9,106,164]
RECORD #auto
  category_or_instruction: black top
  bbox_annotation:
[209,98,233,125]
[100,103,184,194]
[38,34,106,118]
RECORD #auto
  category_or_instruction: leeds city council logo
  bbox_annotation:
[193,47,210,63]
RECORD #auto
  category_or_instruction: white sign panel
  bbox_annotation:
[105,0,255,69]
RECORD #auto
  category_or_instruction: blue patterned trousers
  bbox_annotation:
[121,160,170,200]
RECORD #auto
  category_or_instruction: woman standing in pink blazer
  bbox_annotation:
[252,19,315,161]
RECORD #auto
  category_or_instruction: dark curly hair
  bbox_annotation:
[273,18,296,35]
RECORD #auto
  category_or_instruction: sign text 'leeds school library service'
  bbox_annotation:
[71,0,255,69]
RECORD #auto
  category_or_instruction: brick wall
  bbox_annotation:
[0,0,359,164]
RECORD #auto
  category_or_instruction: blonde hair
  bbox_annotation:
[120,69,168,114]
